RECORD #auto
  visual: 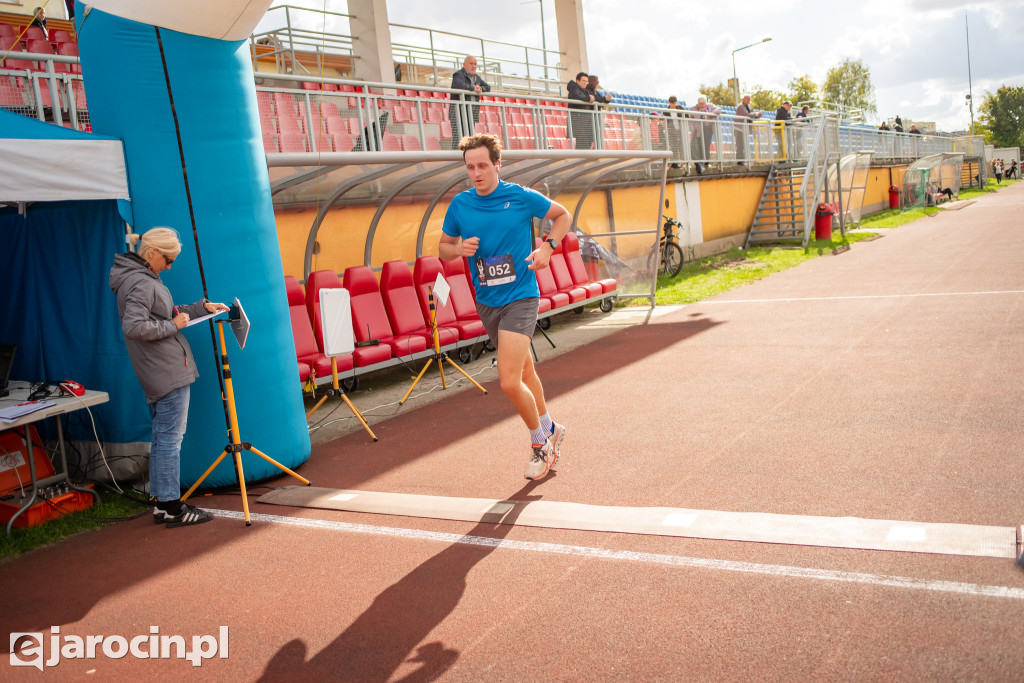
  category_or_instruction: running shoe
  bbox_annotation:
[164,503,214,528]
[524,439,555,480]
[153,507,166,524]
[549,422,567,464]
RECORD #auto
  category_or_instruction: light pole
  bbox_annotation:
[965,12,974,138]
[521,0,548,81]
[731,37,771,106]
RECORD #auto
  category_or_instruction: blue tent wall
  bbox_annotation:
[75,7,310,487]
[0,200,151,450]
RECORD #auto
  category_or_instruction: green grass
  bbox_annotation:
[960,176,1018,200]
[0,488,150,563]
[858,207,931,229]
[654,231,879,306]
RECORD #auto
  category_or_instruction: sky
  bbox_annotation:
[262,0,1024,133]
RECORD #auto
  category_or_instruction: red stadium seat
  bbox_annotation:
[277,115,302,133]
[381,134,402,151]
[546,239,588,303]
[413,257,485,341]
[25,38,53,55]
[0,73,30,110]
[343,265,425,363]
[279,133,307,153]
[54,42,79,73]
[304,269,341,338]
[50,29,74,45]
[380,260,449,347]
[401,134,421,151]
[330,133,355,152]
[24,26,46,41]
[563,232,616,294]
[533,238,574,309]
[441,257,480,320]
[285,276,338,383]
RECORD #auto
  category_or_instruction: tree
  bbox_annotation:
[821,58,876,119]
[699,82,732,107]
[787,74,818,107]
[978,86,1024,149]
[748,86,786,112]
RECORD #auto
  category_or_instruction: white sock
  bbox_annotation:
[539,412,554,435]
[529,426,547,445]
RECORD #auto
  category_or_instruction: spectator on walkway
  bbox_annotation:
[796,105,810,119]
[774,100,792,160]
[665,95,686,167]
[586,75,612,104]
[878,121,890,131]
[733,94,762,165]
[892,119,904,133]
[908,124,922,135]
[447,55,491,147]
[567,72,596,150]
[689,95,721,174]
[994,159,1004,184]
[1008,159,1018,179]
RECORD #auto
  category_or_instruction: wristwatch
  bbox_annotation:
[544,237,558,250]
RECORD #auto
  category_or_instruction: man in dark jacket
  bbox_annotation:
[567,72,595,150]
[448,55,491,146]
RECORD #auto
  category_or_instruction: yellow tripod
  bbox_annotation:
[305,356,377,441]
[399,288,488,405]
[182,319,310,526]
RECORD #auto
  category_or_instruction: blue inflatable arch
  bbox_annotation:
[75,0,309,487]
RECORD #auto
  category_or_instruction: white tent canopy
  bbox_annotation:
[0,109,129,203]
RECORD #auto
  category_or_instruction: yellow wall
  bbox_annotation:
[863,166,907,212]
[274,165,915,280]
[276,185,667,280]
[697,176,767,242]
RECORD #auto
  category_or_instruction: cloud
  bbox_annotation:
[257,0,1024,131]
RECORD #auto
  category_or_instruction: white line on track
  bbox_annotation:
[212,509,1024,602]
[702,290,1024,304]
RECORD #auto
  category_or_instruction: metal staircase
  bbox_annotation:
[744,163,809,247]
[745,117,839,248]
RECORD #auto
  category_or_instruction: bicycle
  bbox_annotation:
[648,215,684,278]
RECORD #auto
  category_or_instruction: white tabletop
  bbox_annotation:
[0,381,110,430]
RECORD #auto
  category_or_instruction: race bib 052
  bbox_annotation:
[476,254,516,287]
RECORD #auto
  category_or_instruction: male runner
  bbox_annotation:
[439,134,570,480]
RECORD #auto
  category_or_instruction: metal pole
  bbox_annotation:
[966,12,975,138]
[731,38,771,108]
[540,0,547,81]
[732,53,738,106]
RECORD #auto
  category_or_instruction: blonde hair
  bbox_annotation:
[129,227,182,262]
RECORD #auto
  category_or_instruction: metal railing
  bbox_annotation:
[797,117,838,242]
[0,51,89,130]
[251,5,355,77]
[3,54,983,171]
[252,5,562,94]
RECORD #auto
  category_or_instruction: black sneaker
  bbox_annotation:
[153,507,167,525]
[165,503,214,528]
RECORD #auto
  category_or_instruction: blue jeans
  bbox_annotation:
[148,385,190,503]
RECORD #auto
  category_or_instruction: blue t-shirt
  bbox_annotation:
[442,180,552,308]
